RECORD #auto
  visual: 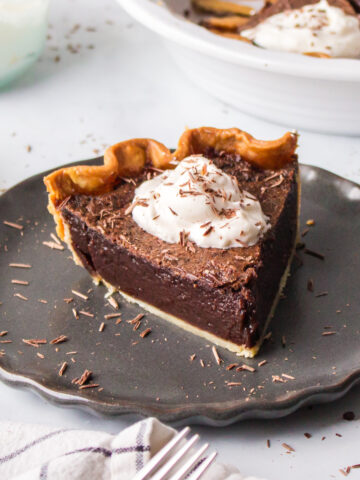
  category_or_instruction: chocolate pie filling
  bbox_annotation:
[60,152,298,350]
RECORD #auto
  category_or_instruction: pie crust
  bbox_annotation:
[45,127,297,240]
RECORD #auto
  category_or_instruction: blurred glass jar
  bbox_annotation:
[0,0,49,88]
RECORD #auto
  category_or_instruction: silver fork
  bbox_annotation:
[132,427,217,480]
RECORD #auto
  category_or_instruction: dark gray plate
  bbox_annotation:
[0,161,359,426]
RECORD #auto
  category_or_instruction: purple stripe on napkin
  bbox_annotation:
[135,421,148,472]
[0,429,69,465]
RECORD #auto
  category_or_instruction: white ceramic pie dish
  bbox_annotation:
[117,0,360,135]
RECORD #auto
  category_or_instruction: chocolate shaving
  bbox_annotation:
[146,166,164,173]
[136,199,149,208]
[104,313,122,319]
[235,239,248,247]
[14,293,28,301]
[220,222,230,230]
[211,345,222,365]
[301,228,309,237]
[304,248,325,260]
[140,328,151,338]
[186,242,196,254]
[236,364,255,373]
[57,196,71,211]
[58,362,68,376]
[11,279,29,285]
[282,443,295,452]
[120,177,136,185]
[179,230,189,246]
[9,263,31,269]
[226,363,238,371]
[71,289,88,300]
[268,175,284,189]
[76,369,92,386]
[203,225,214,236]
[107,296,119,309]
[42,241,65,251]
[50,335,68,345]
[124,200,138,215]
[50,233,62,245]
[209,204,219,217]
[3,221,23,230]
[188,171,196,183]
[128,313,144,324]
[22,339,47,348]
[99,322,105,332]
[79,310,94,318]
[200,221,211,228]
[264,172,281,183]
[169,207,178,216]
[132,320,141,331]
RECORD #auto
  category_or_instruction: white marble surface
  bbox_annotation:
[0,0,359,479]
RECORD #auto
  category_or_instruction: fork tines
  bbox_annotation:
[132,426,217,480]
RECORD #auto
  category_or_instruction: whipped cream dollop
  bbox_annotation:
[242,0,360,58]
[131,155,270,249]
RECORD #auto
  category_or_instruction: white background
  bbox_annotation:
[0,0,359,479]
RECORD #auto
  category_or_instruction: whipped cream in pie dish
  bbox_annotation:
[241,0,360,58]
[131,155,270,249]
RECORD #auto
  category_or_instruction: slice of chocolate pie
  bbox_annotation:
[44,127,299,357]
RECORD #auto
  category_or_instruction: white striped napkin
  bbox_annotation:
[0,418,264,479]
